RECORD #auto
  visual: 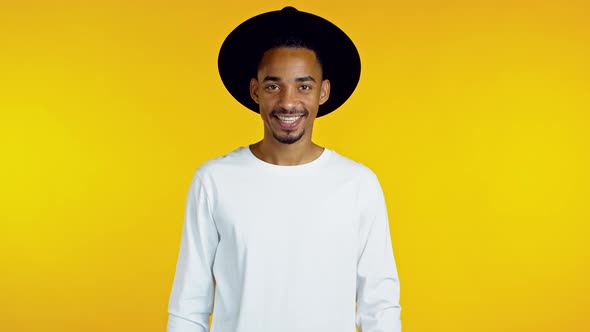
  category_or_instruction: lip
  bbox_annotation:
[273,114,305,130]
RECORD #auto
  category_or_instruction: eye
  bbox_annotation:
[299,85,312,91]
[265,84,280,91]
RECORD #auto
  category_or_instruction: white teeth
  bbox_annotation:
[277,115,301,124]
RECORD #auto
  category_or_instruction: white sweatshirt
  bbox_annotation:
[167,146,401,332]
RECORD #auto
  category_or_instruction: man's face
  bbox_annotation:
[250,47,330,145]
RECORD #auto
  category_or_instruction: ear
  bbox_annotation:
[319,79,331,105]
[250,78,260,104]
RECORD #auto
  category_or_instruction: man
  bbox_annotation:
[167,7,401,332]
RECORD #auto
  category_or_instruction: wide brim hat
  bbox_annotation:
[218,6,361,117]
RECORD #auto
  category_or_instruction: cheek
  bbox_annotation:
[259,100,276,117]
[304,94,322,109]
[259,94,276,106]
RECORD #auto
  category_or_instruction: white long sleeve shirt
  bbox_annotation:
[167,146,401,332]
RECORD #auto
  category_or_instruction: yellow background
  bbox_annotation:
[1,0,589,331]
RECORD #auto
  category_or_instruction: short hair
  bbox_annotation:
[254,36,324,78]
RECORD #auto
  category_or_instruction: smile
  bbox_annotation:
[273,114,305,129]
[276,115,302,123]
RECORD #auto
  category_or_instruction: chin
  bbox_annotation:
[273,130,306,144]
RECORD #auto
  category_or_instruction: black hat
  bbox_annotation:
[218,6,361,117]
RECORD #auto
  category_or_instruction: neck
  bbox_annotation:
[250,138,324,166]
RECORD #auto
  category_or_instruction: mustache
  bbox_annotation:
[271,107,309,116]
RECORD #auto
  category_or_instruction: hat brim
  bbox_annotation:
[218,7,361,117]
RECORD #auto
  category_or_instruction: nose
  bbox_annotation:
[278,86,300,111]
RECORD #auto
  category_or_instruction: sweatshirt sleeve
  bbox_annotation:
[355,173,402,332]
[167,171,219,332]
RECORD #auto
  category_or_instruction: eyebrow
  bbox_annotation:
[262,75,317,83]
[296,76,316,83]
[262,76,281,82]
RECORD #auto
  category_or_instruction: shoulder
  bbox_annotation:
[327,150,388,211]
[188,146,251,185]
[327,149,380,182]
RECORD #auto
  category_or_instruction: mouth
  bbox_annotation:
[276,115,302,123]
[273,113,306,129]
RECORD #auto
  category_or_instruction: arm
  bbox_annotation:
[355,174,402,332]
[167,172,219,332]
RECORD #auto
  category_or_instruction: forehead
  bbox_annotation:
[257,47,322,79]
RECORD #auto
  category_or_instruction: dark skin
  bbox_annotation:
[249,47,331,166]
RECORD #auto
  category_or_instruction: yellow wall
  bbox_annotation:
[1,0,588,331]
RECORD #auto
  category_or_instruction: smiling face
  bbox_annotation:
[250,47,330,145]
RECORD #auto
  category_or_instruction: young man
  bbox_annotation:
[167,7,401,332]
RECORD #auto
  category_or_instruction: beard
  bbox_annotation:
[270,107,309,144]
[272,129,305,144]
